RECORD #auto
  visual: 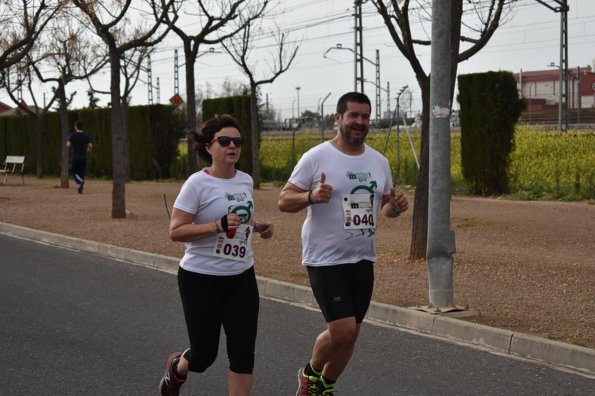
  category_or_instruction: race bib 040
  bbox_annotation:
[342,193,376,230]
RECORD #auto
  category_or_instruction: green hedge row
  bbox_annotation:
[0,105,184,180]
[457,71,525,195]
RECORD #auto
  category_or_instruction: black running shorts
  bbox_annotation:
[306,260,374,323]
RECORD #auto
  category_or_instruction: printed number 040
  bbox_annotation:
[353,214,374,227]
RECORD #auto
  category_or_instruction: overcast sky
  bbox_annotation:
[2,0,594,121]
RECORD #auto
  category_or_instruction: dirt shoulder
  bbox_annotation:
[1,177,593,348]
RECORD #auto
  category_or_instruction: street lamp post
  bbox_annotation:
[295,86,301,120]
[395,85,408,185]
[324,44,382,122]
[548,61,566,132]
[319,92,332,140]
[197,47,219,59]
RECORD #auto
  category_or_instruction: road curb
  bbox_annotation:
[2,222,593,376]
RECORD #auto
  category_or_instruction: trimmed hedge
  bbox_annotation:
[0,104,184,180]
[457,71,525,194]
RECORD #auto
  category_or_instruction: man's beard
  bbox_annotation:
[340,123,368,147]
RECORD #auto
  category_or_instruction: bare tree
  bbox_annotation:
[0,0,58,71]
[222,18,299,188]
[155,0,267,174]
[89,46,153,108]
[72,0,176,218]
[370,0,514,259]
[28,13,108,188]
[87,45,153,184]
[2,60,58,178]
[0,0,62,172]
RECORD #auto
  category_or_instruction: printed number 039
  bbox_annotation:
[223,243,246,258]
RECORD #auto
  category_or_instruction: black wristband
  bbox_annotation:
[308,190,314,205]
[220,215,229,232]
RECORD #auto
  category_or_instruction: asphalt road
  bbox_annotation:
[1,234,593,395]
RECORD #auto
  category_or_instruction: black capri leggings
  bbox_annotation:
[177,266,259,374]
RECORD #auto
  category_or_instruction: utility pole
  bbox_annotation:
[374,49,380,124]
[146,55,153,105]
[536,0,569,132]
[425,0,457,311]
[156,77,160,104]
[140,55,160,105]
[174,49,179,95]
[559,0,569,131]
[354,1,365,92]
[386,81,390,115]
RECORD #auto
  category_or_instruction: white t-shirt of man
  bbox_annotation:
[173,169,255,276]
[288,141,393,267]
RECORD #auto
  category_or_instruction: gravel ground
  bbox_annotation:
[1,177,593,348]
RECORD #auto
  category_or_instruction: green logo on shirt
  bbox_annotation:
[346,171,372,182]
[226,192,248,202]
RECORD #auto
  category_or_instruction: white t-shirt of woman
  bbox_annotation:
[288,141,392,267]
[173,169,255,276]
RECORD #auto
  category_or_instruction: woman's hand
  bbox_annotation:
[255,222,274,239]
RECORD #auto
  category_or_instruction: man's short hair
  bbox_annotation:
[75,121,84,130]
[336,92,371,115]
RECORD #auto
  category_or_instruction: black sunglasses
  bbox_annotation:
[210,136,244,147]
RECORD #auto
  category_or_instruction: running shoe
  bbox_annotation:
[296,366,320,396]
[159,351,187,396]
[318,381,337,395]
[77,181,84,194]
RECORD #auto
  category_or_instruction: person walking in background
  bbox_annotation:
[66,121,92,194]
[159,114,274,396]
[278,92,409,395]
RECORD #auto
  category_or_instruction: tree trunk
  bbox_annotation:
[58,83,69,188]
[122,100,130,182]
[110,53,126,219]
[409,76,431,260]
[250,84,260,188]
[184,42,199,174]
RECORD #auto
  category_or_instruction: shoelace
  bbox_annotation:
[319,380,336,395]
[301,374,319,396]
[310,379,320,396]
